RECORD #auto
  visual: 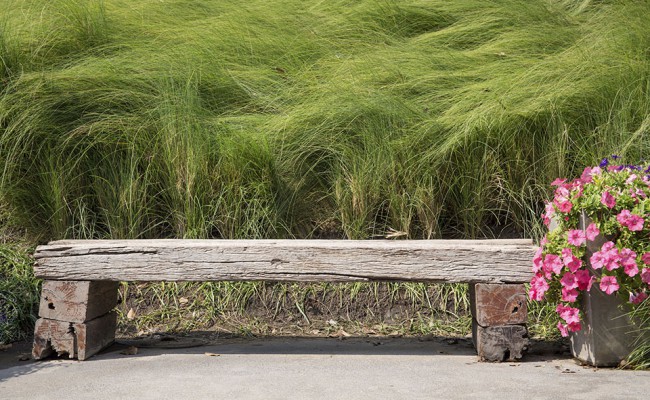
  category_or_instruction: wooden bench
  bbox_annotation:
[31,239,535,361]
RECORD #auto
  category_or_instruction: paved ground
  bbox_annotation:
[1,336,648,399]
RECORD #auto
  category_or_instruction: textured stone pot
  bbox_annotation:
[569,212,640,367]
[569,285,638,367]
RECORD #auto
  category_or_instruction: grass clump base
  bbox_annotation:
[0,243,40,344]
[117,282,472,339]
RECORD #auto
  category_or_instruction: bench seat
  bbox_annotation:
[32,239,536,361]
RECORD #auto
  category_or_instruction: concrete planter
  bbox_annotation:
[569,212,640,367]
[569,285,637,367]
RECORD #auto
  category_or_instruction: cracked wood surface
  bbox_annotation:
[34,239,535,283]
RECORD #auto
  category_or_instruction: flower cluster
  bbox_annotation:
[532,158,650,336]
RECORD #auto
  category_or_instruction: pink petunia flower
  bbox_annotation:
[562,248,582,273]
[600,275,619,295]
[616,209,631,225]
[551,178,567,187]
[627,214,644,231]
[575,269,593,291]
[532,247,543,273]
[642,253,650,265]
[560,272,578,289]
[601,242,621,271]
[590,251,606,270]
[556,186,570,198]
[580,167,594,184]
[605,256,621,271]
[543,254,563,277]
[567,322,582,332]
[557,322,569,337]
[557,305,580,324]
[619,248,638,277]
[562,287,579,302]
[629,291,648,305]
[601,191,616,208]
[601,241,615,252]
[540,235,548,246]
[529,275,549,301]
[630,188,638,199]
[567,230,586,247]
[585,223,600,241]
[625,174,638,185]
[555,200,573,213]
[641,268,650,285]
[542,203,554,226]
[624,262,639,277]
[617,210,645,231]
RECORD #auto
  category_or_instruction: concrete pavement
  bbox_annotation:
[1,336,648,399]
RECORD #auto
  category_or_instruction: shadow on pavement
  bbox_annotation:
[0,334,571,384]
[94,334,570,363]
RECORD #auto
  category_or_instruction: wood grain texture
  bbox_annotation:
[39,280,119,323]
[32,318,75,360]
[75,311,117,361]
[34,239,535,283]
[469,283,527,326]
[472,324,529,362]
[32,312,117,361]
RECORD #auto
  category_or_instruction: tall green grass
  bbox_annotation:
[1,0,648,240]
[0,244,40,344]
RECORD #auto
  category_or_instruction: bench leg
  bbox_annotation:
[469,283,529,362]
[33,280,119,361]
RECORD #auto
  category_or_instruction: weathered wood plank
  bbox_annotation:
[469,283,527,327]
[75,311,117,361]
[472,324,528,362]
[32,318,75,360]
[39,280,119,323]
[32,312,117,361]
[34,239,535,283]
